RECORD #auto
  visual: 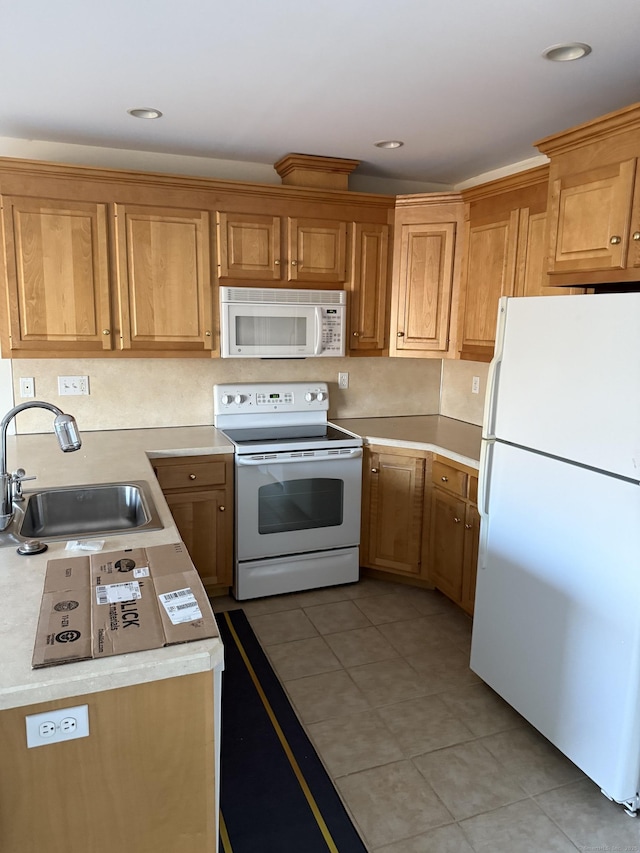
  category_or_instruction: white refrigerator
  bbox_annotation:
[470,292,640,814]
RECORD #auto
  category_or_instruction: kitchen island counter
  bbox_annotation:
[332,415,481,468]
[0,425,232,712]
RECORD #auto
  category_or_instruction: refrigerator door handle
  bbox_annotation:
[483,298,508,440]
[478,439,494,521]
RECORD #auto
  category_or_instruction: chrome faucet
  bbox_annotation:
[0,401,82,531]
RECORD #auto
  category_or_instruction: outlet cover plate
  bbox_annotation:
[25,704,89,748]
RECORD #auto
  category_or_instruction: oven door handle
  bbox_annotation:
[236,448,363,466]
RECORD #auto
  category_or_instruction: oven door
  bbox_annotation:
[235,448,362,561]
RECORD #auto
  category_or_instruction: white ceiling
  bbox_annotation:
[2,0,639,189]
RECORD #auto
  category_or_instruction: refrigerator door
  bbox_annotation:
[471,440,640,804]
[485,293,640,481]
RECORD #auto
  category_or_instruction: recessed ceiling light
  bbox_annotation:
[542,42,592,62]
[127,107,163,119]
[374,140,404,149]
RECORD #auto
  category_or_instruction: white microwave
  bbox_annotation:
[220,287,346,358]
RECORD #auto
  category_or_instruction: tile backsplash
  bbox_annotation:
[7,356,488,433]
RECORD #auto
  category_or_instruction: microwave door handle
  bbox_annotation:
[313,307,323,355]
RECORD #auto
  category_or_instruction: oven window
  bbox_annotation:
[236,315,306,347]
[258,477,343,534]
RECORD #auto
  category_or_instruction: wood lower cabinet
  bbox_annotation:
[360,446,481,613]
[361,446,428,577]
[389,194,464,358]
[1,196,113,353]
[0,671,218,853]
[536,103,640,286]
[428,456,479,615]
[114,204,214,352]
[153,455,233,593]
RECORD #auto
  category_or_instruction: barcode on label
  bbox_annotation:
[174,602,196,611]
[96,586,108,605]
[162,588,192,600]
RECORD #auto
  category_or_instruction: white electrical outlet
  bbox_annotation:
[472,375,480,395]
[19,377,35,398]
[58,375,90,396]
[338,372,349,389]
[25,704,89,748]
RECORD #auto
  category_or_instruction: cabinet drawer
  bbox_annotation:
[155,459,228,491]
[432,460,467,497]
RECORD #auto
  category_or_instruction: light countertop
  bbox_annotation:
[333,415,482,468]
[1,417,479,710]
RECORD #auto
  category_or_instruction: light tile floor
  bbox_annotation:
[212,579,640,852]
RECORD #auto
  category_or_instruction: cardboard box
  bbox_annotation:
[32,541,219,668]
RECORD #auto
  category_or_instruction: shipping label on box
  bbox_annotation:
[32,541,219,668]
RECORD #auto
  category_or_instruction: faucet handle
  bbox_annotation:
[11,468,36,502]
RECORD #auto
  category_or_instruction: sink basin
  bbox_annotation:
[15,481,163,541]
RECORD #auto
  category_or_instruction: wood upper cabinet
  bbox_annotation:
[458,166,579,362]
[114,204,214,352]
[216,212,281,280]
[348,222,390,353]
[535,102,640,286]
[1,196,113,352]
[389,194,464,358]
[216,211,348,285]
[361,446,427,577]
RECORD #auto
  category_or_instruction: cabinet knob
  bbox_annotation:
[610,235,622,245]
[371,468,378,473]
[353,331,360,337]
[441,476,449,482]
[453,517,462,524]
[102,329,111,335]
[465,523,472,529]
[291,259,298,266]
[189,473,197,480]
[397,331,405,337]
[633,232,640,241]
[219,505,225,512]
[274,259,281,265]
[205,330,211,337]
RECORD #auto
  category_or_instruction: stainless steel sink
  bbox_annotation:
[1,481,163,545]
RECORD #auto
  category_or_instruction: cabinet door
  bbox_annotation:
[365,451,425,575]
[393,222,456,353]
[460,210,518,359]
[429,487,466,602]
[547,159,636,273]
[216,212,282,280]
[115,204,213,351]
[287,218,347,283]
[349,222,389,352]
[460,502,480,615]
[2,196,112,352]
[165,489,232,588]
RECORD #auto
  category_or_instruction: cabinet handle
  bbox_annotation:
[371,468,378,473]
[397,331,405,337]
[102,329,111,335]
[274,259,281,265]
[453,517,462,523]
[291,259,298,266]
[441,475,449,482]
[205,331,211,337]
[353,331,360,337]
[633,232,640,241]
[610,235,622,245]
[465,523,472,529]
[189,474,197,480]
[219,505,225,511]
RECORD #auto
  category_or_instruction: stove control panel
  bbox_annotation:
[214,382,330,419]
